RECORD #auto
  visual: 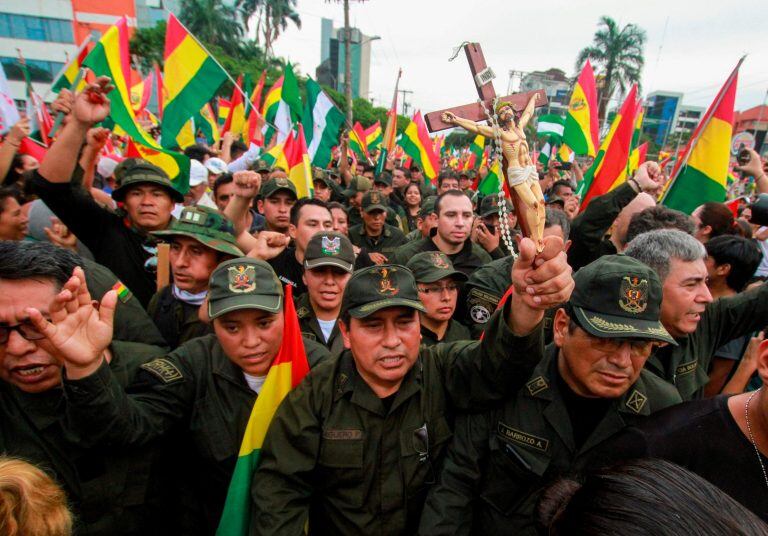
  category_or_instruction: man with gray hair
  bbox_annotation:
[625,229,768,399]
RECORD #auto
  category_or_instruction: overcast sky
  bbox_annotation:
[271,0,768,117]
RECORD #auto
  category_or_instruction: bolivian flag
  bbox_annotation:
[364,121,383,152]
[400,111,440,181]
[349,122,369,160]
[51,37,92,93]
[287,124,313,199]
[660,59,742,214]
[161,13,227,148]
[563,60,599,157]
[216,284,309,535]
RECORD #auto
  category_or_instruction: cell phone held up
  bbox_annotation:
[738,148,752,167]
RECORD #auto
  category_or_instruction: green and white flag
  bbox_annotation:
[536,114,565,142]
[302,77,345,168]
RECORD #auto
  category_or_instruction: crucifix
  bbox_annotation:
[425,42,549,251]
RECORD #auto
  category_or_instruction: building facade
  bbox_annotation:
[519,68,570,115]
[315,17,373,100]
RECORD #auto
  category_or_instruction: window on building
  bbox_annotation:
[0,13,74,43]
[1,57,65,83]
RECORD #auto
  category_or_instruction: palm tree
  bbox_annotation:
[262,0,301,58]
[576,16,646,125]
[179,0,244,55]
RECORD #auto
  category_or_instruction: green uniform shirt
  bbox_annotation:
[349,223,407,256]
[420,319,471,347]
[390,236,492,278]
[295,292,345,356]
[251,302,544,535]
[147,285,212,349]
[418,345,682,536]
[63,334,329,533]
[0,340,167,535]
[647,283,768,400]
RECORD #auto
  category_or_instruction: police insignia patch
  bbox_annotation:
[140,359,183,384]
[370,192,381,204]
[526,376,549,396]
[619,276,648,314]
[228,265,256,293]
[321,235,341,255]
[625,390,648,414]
[377,267,399,296]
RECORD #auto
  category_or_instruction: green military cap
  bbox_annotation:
[361,190,389,213]
[253,159,272,174]
[341,264,425,319]
[260,177,298,199]
[343,175,372,197]
[111,161,185,203]
[419,195,437,218]
[304,231,355,273]
[374,172,392,186]
[406,251,468,284]
[479,194,514,218]
[113,157,144,187]
[152,205,243,257]
[568,255,676,344]
[207,257,283,319]
[312,167,326,180]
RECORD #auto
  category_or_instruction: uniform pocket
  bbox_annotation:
[400,416,453,498]
[317,436,365,508]
[189,396,235,463]
[479,439,542,516]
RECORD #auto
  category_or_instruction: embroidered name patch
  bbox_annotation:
[497,422,549,452]
[675,360,698,377]
[323,429,363,440]
[140,359,183,384]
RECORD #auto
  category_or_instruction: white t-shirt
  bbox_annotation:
[756,229,768,277]
[317,318,336,342]
[243,372,267,394]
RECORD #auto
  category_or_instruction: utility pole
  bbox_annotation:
[343,0,352,125]
[398,88,413,117]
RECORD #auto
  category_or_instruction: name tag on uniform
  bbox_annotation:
[323,429,363,440]
[497,422,549,453]
[675,359,698,376]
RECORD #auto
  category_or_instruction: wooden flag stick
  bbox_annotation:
[156,243,171,290]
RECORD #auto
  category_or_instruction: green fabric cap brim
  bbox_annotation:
[348,298,426,319]
[304,257,354,273]
[572,306,677,345]
[363,205,387,214]
[415,269,468,284]
[112,178,184,203]
[208,294,283,320]
[152,230,244,257]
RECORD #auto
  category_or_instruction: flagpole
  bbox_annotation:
[375,68,402,176]
[48,67,87,139]
[660,56,745,204]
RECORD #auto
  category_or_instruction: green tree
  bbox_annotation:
[179,0,244,56]
[129,21,166,72]
[576,16,646,125]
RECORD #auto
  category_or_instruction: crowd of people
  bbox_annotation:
[1,77,768,535]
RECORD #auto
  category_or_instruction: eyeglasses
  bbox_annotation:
[412,423,436,484]
[0,323,46,344]
[417,283,459,295]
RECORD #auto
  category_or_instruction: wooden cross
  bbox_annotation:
[424,43,548,133]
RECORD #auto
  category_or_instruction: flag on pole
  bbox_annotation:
[161,13,227,148]
[375,69,401,176]
[243,70,266,145]
[216,284,309,536]
[260,134,290,172]
[563,60,599,157]
[607,108,645,191]
[193,103,220,146]
[349,122,369,160]
[16,55,53,145]
[262,64,302,145]
[51,37,92,93]
[130,70,155,114]
[218,98,231,126]
[478,159,504,195]
[467,134,485,170]
[0,64,20,135]
[536,114,565,142]
[400,111,440,182]
[660,59,742,214]
[302,77,345,168]
[221,74,249,137]
[286,124,313,199]
[364,121,383,152]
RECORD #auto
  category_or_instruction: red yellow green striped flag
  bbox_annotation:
[161,13,227,149]
[349,122,369,160]
[222,73,248,138]
[260,134,290,172]
[364,121,383,151]
[83,17,190,189]
[660,59,742,214]
[244,70,267,145]
[262,64,302,145]
[216,284,309,535]
[608,109,645,191]
[51,37,92,93]
[287,124,313,199]
[400,111,440,181]
[465,134,485,170]
[563,60,599,157]
[218,97,231,126]
[193,103,220,146]
[375,69,401,176]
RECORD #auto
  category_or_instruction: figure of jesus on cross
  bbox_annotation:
[426,43,548,251]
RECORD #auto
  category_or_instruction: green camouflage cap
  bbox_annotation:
[341,264,425,319]
[374,172,393,186]
[569,255,676,344]
[111,161,184,203]
[361,190,389,213]
[260,177,297,199]
[152,205,243,257]
[406,251,468,284]
[479,194,514,218]
[419,196,437,218]
[304,231,355,273]
[343,175,372,197]
[113,157,144,186]
[208,257,283,319]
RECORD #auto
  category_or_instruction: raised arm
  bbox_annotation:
[224,170,261,251]
[441,111,495,137]
[517,92,540,130]
[0,118,30,182]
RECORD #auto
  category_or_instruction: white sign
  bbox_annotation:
[732,131,755,155]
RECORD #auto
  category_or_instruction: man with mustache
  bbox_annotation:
[419,255,682,535]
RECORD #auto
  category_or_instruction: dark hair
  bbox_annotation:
[395,167,411,180]
[705,235,763,291]
[434,190,468,215]
[437,170,459,188]
[212,173,234,197]
[698,202,737,240]
[545,207,571,241]
[735,218,753,239]
[404,183,422,205]
[327,201,346,212]
[551,180,574,197]
[538,458,768,536]
[230,140,248,160]
[0,188,16,214]
[183,144,213,163]
[289,198,330,226]
[625,206,695,246]
[0,241,81,288]
[2,154,25,186]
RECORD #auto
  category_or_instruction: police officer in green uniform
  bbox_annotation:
[35,258,329,534]
[418,255,682,535]
[250,235,575,535]
[344,175,372,228]
[406,251,471,346]
[404,196,437,243]
[296,231,356,356]
[349,191,407,257]
[0,246,169,535]
[149,205,244,348]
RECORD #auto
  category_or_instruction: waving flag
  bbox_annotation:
[400,111,440,181]
[303,77,345,167]
[51,37,92,94]
[536,114,565,143]
[563,60,599,157]
[364,121,383,152]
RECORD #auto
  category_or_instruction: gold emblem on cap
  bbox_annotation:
[276,178,289,186]
[431,252,450,269]
[378,267,399,296]
[228,265,256,293]
[619,276,648,314]
[370,191,380,204]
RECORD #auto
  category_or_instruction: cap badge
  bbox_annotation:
[431,252,450,269]
[619,275,648,314]
[276,178,289,187]
[370,192,380,204]
[228,265,256,293]
[321,235,341,255]
[377,267,399,296]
